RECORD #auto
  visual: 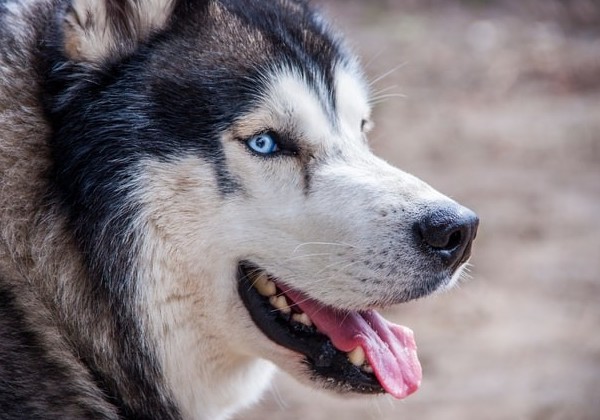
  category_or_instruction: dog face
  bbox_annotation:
[221,67,456,307]
[47,0,478,416]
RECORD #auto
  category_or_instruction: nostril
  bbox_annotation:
[417,221,465,252]
[445,229,463,251]
[415,203,479,268]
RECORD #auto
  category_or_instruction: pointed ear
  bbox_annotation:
[62,0,176,65]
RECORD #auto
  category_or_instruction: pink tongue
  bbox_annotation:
[281,287,422,399]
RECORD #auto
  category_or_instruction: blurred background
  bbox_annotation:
[237,1,600,419]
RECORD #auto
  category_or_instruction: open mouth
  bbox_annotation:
[237,262,422,399]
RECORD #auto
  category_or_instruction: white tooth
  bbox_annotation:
[361,363,374,374]
[268,295,280,307]
[254,273,276,297]
[292,312,312,327]
[348,346,366,367]
[269,295,291,314]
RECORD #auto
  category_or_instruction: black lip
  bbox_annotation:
[237,262,384,394]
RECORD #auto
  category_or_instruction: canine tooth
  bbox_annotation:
[254,273,276,297]
[348,346,366,367]
[269,295,291,314]
[292,312,312,327]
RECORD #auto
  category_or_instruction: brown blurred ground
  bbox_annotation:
[236,1,600,419]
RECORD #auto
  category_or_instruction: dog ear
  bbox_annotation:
[62,0,176,65]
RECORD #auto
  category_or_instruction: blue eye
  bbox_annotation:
[246,132,279,155]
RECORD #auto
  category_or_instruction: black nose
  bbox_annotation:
[415,203,479,269]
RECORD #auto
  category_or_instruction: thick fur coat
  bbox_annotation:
[0,0,478,418]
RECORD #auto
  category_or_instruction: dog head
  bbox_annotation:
[47,0,478,415]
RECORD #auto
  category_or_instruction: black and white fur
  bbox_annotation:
[0,0,477,418]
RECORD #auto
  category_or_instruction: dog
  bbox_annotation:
[0,0,479,418]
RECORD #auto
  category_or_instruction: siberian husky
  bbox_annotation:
[0,0,478,418]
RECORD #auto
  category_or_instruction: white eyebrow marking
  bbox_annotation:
[335,67,371,139]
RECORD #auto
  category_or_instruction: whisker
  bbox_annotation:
[338,310,352,328]
[368,397,386,420]
[281,294,313,312]
[292,241,357,254]
[271,382,288,411]
[363,47,388,70]
[371,84,399,96]
[282,252,333,262]
[369,93,407,104]
[368,62,408,87]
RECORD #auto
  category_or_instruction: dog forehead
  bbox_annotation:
[335,67,371,136]
[264,71,333,140]
[195,0,339,64]
[259,66,370,147]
